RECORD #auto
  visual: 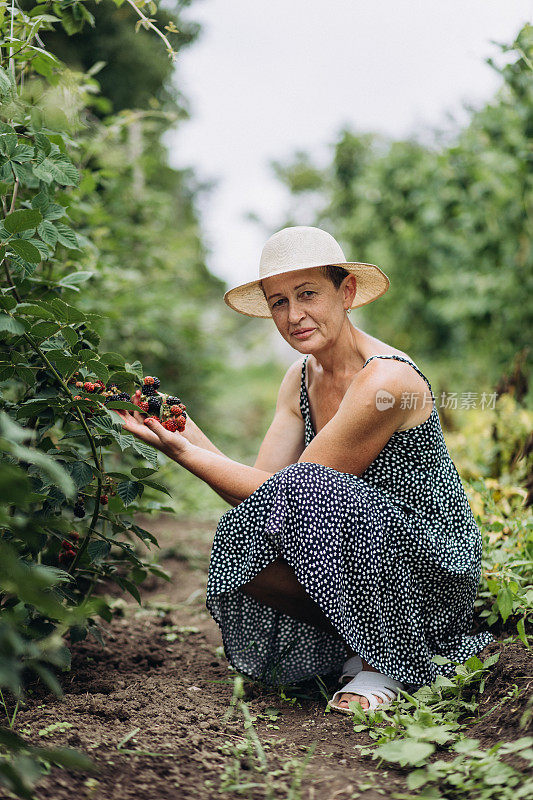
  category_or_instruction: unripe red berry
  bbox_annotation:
[140,401,149,412]
[75,381,84,388]
[143,376,155,385]
[100,494,109,505]
[176,415,186,432]
[163,418,179,432]
[73,395,82,401]
[170,405,181,415]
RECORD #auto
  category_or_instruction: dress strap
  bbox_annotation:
[299,355,310,418]
[362,354,434,396]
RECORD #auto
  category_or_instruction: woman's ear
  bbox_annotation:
[343,274,357,307]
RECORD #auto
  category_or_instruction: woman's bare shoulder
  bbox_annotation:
[276,356,306,415]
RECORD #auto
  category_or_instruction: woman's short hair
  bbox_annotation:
[319,264,350,289]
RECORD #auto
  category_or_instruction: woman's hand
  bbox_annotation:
[111,393,190,460]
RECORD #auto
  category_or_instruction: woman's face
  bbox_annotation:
[261,267,356,352]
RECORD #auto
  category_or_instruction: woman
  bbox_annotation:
[115,225,493,714]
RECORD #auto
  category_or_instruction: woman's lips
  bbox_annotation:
[291,328,315,339]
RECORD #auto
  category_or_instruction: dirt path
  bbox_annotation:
[12,515,532,800]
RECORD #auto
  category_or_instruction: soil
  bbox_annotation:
[5,515,532,800]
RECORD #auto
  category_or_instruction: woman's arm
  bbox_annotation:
[297,359,413,475]
[114,408,273,506]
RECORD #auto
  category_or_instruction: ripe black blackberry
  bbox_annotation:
[143,385,158,397]
[104,393,121,405]
[148,396,162,415]
[116,392,131,401]
[166,396,181,406]
[73,503,85,518]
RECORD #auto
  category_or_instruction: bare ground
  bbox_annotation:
[6,515,532,800]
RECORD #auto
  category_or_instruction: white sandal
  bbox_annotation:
[328,670,404,715]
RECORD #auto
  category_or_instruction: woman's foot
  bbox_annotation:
[337,658,381,710]
[328,663,404,714]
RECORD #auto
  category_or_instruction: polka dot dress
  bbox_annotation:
[206,354,494,687]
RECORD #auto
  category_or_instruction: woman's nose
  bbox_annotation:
[287,301,305,324]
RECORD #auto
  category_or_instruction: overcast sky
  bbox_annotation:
[167,0,531,290]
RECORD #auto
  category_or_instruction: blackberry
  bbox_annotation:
[148,396,162,415]
[104,393,121,405]
[166,396,181,406]
[143,385,158,397]
[116,392,131,401]
[73,503,85,518]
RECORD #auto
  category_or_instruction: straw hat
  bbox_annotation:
[224,226,389,318]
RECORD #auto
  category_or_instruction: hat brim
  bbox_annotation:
[224,262,390,318]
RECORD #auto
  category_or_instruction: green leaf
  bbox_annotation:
[9,238,42,262]
[125,360,144,380]
[116,480,143,507]
[87,540,111,563]
[38,219,58,248]
[497,587,514,623]
[143,479,172,498]
[517,618,529,648]
[31,321,61,339]
[100,352,126,366]
[131,467,157,478]
[375,739,435,767]
[66,461,94,489]
[34,132,52,155]
[4,209,42,233]
[119,577,142,605]
[59,271,93,289]
[130,439,159,468]
[0,313,24,335]
[84,359,109,382]
[60,327,78,347]
[49,352,79,374]
[14,302,55,320]
[55,223,80,249]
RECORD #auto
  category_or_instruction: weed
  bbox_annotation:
[220,676,315,798]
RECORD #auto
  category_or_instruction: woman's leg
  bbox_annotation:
[241,558,383,710]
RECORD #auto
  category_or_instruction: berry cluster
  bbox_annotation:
[68,371,131,415]
[59,530,79,564]
[138,376,187,432]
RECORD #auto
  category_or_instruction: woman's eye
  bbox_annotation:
[301,291,315,298]
[272,298,286,308]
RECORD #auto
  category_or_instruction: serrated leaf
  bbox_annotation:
[60,327,78,347]
[116,480,142,507]
[31,321,61,338]
[87,540,111,563]
[55,223,79,249]
[125,360,144,380]
[4,209,42,233]
[66,461,94,489]
[130,439,159,468]
[49,352,78,374]
[38,219,58,248]
[9,238,41,262]
[0,294,17,311]
[0,313,24,335]
[14,302,54,320]
[14,364,36,384]
[34,132,52,154]
[84,360,109,382]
